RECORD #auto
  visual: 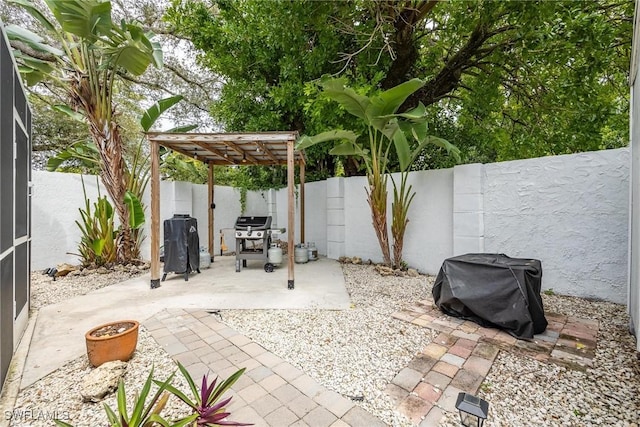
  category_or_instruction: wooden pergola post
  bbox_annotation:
[208,161,214,262]
[287,138,295,289]
[300,159,305,244]
[150,138,161,289]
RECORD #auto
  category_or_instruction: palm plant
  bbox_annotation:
[46,96,194,260]
[298,77,459,268]
[7,0,163,263]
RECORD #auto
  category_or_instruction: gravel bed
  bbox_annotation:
[220,263,436,426]
[9,263,640,427]
[30,265,146,311]
[9,327,193,426]
[469,295,640,427]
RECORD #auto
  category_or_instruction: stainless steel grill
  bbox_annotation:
[234,216,272,272]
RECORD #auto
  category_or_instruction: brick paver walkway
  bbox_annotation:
[389,296,600,425]
[144,308,386,427]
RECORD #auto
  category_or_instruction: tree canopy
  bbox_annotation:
[165,0,632,181]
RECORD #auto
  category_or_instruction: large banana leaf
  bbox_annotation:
[9,0,56,32]
[329,141,368,158]
[4,25,64,56]
[46,140,99,172]
[53,105,85,122]
[124,191,145,230]
[17,55,55,75]
[140,95,184,132]
[296,130,358,150]
[44,0,113,39]
[368,79,424,130]
[319,77,370,121]
[166,124,198,133]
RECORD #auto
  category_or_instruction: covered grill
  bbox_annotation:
[432,253,547,339]
[234,216,273,272]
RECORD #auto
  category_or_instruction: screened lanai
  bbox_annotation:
[146,131,306,289]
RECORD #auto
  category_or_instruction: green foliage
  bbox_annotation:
[164,0,356,181]
[56,366,251,427]
[9,0,164,264]
[166,0,630,180]
[75,179,116,267]
[48,95,190,259]
[56,369,174,427]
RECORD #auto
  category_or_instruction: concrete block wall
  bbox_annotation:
[32,172,244,268]
[31,147,630,303]
[326,178,345,259]
[400,168,454,274]
[483,149,630,304]
[453,164,484,254]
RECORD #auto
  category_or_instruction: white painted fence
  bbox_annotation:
[32,147,630,303]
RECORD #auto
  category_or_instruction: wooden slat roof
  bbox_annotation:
[146,131,304,166]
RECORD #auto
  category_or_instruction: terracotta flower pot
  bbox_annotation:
[85,320,139,367]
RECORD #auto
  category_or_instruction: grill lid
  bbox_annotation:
[235,216,272,230]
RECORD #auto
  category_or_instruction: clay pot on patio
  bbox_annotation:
[85,320,139,367]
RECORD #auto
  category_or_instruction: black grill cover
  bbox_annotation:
[163,215,200,274]
[432,254,547,339]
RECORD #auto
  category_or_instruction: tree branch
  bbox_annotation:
[381,0,439,88]
[404,19,516,109]
[9,40,57,62]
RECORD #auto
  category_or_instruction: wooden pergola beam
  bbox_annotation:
[146,131,302,290]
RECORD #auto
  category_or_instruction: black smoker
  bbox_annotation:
[234,216,272,272]
[162,214,200,281]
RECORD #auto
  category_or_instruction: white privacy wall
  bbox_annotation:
[483,149,630,303]
[32,171,105,268]
[31,147,630,304]
[31,172,244,269]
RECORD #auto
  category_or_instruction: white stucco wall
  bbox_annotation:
[303,181,328,256]
[32,171,105,269]
[631,77,640,347]
[342,169,454,274]
[32,149,631,305]
[401,168,454,274]
[344,176,380,262]
[483,149,630,303]
[629,0,640,350]
[32,172,244,269]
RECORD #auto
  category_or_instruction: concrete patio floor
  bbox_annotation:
[21,256,350,389]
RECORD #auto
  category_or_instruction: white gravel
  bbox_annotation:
[220,263,436,426]
[9,263,640,427]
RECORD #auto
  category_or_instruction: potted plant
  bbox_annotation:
[85,320,140,367]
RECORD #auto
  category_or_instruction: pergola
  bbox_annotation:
[146,131,305,289]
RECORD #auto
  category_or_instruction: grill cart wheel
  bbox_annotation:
[264,263,274,273]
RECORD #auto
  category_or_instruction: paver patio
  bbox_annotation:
[390,295,600,425]
[145,308,387,427]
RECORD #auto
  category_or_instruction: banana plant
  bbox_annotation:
[298,77,459,268]
[8,0,163,263]
[46,95,196,256]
